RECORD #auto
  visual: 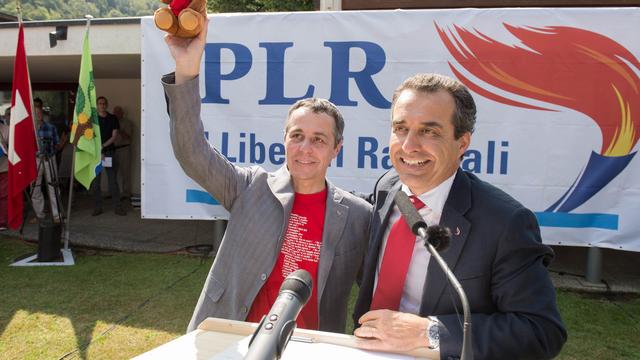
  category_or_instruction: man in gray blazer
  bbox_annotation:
[162,21,371,333]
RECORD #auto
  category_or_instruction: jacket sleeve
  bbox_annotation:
[161,73,252,210]
[437,208,567,360]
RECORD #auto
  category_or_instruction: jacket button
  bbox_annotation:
[261,273,267,281]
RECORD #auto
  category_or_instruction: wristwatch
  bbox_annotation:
[426,316,440,350]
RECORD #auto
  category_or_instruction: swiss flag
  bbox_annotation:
[7,24,37,229]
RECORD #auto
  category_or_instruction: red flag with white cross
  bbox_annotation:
[8,23,38,229]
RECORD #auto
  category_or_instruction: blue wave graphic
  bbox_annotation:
[185,189,220,205]
[546,151,636,212]
[535,212,618,230]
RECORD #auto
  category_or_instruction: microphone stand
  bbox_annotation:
[393,191,473,359]
[418,227,473,360]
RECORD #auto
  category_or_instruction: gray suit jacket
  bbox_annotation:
[162,73,372,333]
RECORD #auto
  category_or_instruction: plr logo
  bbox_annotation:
[437,23,640,230]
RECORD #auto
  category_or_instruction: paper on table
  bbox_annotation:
[211,335,413,360]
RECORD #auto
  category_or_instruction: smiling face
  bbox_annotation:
[284,107,342,194]
[389,89,470,195]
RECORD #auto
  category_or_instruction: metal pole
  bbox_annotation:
[63,146,75,250]
[63,14,93,250]
[585,247,602,283]
[16,0,22,24]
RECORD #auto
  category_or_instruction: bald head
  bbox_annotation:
[113,106,124,120]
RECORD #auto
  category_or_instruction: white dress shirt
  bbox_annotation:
[374,172,456,314]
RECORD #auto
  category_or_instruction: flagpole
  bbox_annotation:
[15,0,27,233]
[16,0,38,155]
[63,149,74,250]
[15,0,41,230]
[63,14,93,251]
[9,0,72,265]
[16,0,22,23]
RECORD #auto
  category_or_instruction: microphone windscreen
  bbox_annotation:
[426,225,451,252]
[394,191,427,235]
[280,269,313,305]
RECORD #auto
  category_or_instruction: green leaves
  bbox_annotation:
[206,0,313,13]
[75,84,86,115]
[0,0,159,20]
[0,0,312,20]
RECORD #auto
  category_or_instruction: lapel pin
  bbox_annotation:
[454,227,461,236]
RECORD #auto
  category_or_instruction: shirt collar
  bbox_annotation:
[401,171,456,215]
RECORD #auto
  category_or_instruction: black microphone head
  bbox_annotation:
[426,225,451,252]
[280,269,313,305]
[394,191,427,235]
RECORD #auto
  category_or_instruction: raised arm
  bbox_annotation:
[165,17,207,85]
[162,19,252,210]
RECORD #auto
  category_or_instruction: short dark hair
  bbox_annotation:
[392,73,476,139]
[97,96,108,106]
[34,98,43,108]
[285,98,344,147]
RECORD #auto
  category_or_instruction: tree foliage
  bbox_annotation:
[0,0,313,20]
[207,0,313,13]
[0,0,158,20]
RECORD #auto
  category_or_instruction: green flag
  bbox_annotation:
[71,29,101,190]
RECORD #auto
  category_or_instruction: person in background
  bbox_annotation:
[90,96,126,216]
[51,110,70,168]
[1,107,10,125]
[56,113,74,200]
[113,105,134,199]
[31,106,61,223]
[33,98,51,123]
[33,97,43,110]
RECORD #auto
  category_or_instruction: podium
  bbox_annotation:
[134,318,437,359]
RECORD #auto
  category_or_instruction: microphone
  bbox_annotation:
[394,191,473,360]
[393,191,451,252]
[245,269,313,360]
[425,224,451,252]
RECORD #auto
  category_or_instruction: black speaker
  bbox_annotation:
[49,25,67,48]
[38,222,62,262]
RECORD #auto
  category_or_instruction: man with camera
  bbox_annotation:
[31,105,61,223]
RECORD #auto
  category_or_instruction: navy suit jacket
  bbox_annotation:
[353,169,567,360]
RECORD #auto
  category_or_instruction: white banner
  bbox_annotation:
[141,8,640,251]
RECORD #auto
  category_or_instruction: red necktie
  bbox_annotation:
[370,195,426,311]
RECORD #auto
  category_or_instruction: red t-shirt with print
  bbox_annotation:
[246,188,327,330]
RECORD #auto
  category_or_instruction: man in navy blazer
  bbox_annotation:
[353,73,566,359]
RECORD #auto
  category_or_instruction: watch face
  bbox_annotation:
[429,323,440,341]
[427,321,440,350]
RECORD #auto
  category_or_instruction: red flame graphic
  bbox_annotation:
[436,23,640,156]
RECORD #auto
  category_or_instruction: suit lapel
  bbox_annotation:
[374,178,402,250]
[421,169,472,315]
[267,166,295,214]
[359,178,402,310]
[266,167,295,254]
[317,181,348,304]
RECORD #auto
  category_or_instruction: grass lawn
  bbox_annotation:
[1,236,639,359]
[556,291,640,359]
[0,237,212,359]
